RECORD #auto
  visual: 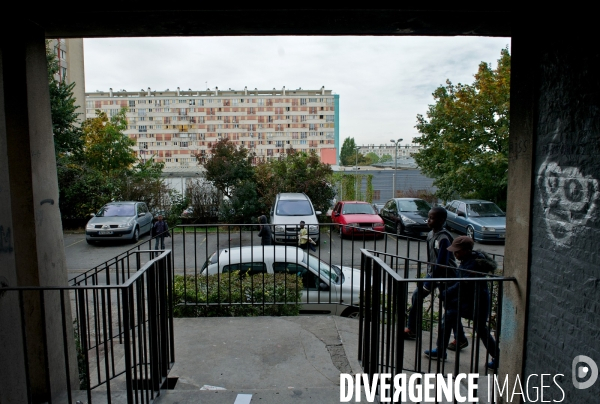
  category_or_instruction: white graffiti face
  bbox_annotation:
[538,161,600,244]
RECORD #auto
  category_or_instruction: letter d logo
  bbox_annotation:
[572,355,598,389]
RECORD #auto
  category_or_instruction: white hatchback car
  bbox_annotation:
[200,245,361,317]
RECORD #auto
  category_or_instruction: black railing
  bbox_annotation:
[168,223,504,316]
[4,250,174,404]
[358,248,515,402]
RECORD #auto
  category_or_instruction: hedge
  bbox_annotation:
[172,272,304,317]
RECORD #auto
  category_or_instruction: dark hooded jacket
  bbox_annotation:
[440,250,498,310]
[258,215,273,246]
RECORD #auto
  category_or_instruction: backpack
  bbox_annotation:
[431,229,458,275]
[474,250,498,274]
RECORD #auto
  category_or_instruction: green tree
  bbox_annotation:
[366,152,379,164]
[379,154,392,163]
[199,138,255,198]
[339,137,358,166]
[255,150,335,215]
[413,47,510,208]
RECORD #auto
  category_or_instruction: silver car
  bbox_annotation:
[270,192,322,244]
[85,201,153,244]
[201,245,361,317]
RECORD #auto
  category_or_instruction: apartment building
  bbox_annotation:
[85,87,340,168]
[49,38,86,121]
[358,143,422,160]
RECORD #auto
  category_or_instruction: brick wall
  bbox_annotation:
[527,39,600,401]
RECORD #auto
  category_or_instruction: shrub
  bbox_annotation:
[172,272,303,317]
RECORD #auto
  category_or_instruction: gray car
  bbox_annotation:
[85,201,153,244]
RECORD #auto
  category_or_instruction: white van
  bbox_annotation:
[270,192,321,245]
[200,245,360,317]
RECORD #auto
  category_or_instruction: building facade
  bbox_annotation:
[49,38,86,121]
[358,143,422,160]
[85,87,340,168]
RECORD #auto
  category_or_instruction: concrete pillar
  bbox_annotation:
[0,24,76,402]
[500,20,537,396]
[0,37,29,404]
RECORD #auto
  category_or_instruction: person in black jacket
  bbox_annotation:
[404,207,465,348]
[153,214,170,250]
[257,215,273,246]
[424,236,499,370]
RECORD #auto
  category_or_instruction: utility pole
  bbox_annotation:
[390,138,403,198]
[355,146,360,200]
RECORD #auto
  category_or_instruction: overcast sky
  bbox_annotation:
[84,36,510,147]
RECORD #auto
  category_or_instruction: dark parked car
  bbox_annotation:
[372,203,385,214]
[444,199,506,242]
[379,198,432,238]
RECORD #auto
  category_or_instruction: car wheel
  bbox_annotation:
[396,223,403,236]
[466,226,475,241]
[86,239,94,245]
[339,226,344,238]
[131,227,140,243]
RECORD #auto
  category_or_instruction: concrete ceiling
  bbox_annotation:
[17,7,513,38]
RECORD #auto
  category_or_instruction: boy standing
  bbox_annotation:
[298,220,316,252]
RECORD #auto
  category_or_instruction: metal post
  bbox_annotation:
[390,138,403,198]
[355,147,359,200]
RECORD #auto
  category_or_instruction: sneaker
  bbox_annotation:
[487,357,498,370]
[424,348,447,361]
[447,339,469,351]
[403,328,416,340]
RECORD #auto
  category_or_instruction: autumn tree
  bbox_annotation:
[82,108,136,178]
[413,47,510,208]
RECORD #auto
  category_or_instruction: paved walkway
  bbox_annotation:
[153,316,495,404]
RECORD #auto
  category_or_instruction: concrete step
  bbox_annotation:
[153,387,344,404]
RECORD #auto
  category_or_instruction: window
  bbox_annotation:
[273,262,305,275]
[223,262,267,276]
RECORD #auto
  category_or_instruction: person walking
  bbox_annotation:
[152,214,170,250]
[404,206,467,350]
[424,235,499,369]
[257,215,273,246]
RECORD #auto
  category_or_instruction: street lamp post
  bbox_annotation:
[390,138,403,198]
[355,146,360,200]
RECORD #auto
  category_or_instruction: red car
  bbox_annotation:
[331,201,385,238]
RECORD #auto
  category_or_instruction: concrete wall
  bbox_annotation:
[524,36,600,401]
[1,26,77,403]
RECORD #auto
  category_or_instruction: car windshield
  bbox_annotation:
[276,200,313,216]
[467,202,505,217]
[96,204,135,217]
[343,203,376,214]
[397,199,431,213]
[303,254,340,284]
